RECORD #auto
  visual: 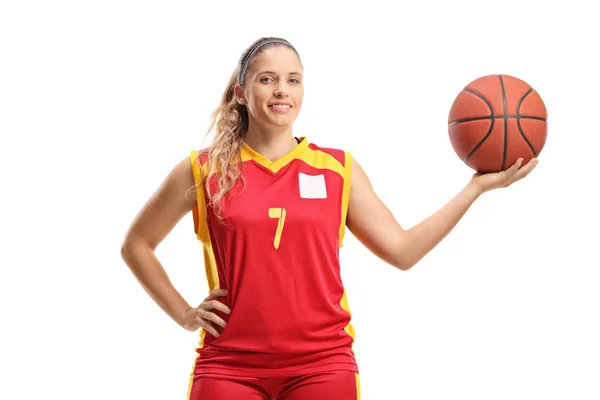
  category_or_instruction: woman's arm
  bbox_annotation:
[346,157,537,270]
[120,156,198,326]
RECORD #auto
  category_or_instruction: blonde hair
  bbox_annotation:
[198,37,300,217]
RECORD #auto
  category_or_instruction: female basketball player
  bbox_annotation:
[120,37,538,399]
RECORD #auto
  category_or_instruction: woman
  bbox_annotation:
[121,37,537,399]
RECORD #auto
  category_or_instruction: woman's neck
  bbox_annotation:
[244,126,298,162]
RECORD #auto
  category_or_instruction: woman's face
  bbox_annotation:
[236,46,304,131]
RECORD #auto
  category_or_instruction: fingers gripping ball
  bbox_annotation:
[448,74,548,173]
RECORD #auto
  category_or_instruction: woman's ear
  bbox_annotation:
[234,84,246,105]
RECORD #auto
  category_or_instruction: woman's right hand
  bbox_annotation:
[181,289,231,336]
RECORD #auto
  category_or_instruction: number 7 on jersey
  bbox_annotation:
[268,208,287,249]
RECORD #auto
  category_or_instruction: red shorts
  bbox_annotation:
[188,370,361,400]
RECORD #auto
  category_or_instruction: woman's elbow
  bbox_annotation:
[392,258,415,271]
[120,234,148,264]
[390,246,417,271]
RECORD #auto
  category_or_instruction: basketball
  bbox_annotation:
[448,74,548,173]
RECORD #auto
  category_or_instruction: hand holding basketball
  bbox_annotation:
[181,289,231,335]
[470,157,539,194]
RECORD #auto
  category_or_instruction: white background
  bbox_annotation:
[1,1,599,399]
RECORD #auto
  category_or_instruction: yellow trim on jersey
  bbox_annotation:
[340,152,356,344]
[189,151,221,288]
[241,137,310,173]
[189,151,221,341]
[340,289,356,339]
[189,151,209,243]
[297,146,344,176]
[355,372,361,399]
[339,151,352,247]
[202,239,220,293]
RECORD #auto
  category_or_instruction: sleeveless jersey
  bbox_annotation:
[188,137,358,378]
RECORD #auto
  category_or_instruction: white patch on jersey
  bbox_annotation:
[298,173,327,199]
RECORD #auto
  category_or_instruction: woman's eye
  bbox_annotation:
[290,78,300,84]
[261,76,273,83]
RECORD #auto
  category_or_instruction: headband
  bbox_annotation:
[237,38,295,85]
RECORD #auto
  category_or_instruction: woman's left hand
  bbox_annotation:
[470,157,539,195]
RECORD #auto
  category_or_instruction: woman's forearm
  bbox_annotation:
[121,240,191,326]
[400,181,482,269]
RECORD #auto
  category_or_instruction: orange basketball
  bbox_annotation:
[448,74,548,173]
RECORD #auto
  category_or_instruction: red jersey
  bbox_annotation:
[188,137,358,378]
